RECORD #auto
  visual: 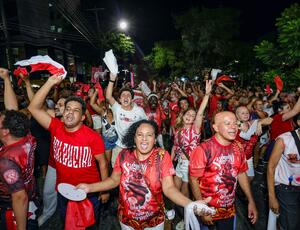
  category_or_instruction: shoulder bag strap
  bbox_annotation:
[178,130,190,160]
[291,130,300,154]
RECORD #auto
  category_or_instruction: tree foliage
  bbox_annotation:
[174,7,240,75]
[101,32,135,62]
[254,3,300,88]
[144,41,184,79]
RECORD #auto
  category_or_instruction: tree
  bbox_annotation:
[174,7,240,76]
[144,41,184,79]
[101,32,135,63]
[254,3,300,88]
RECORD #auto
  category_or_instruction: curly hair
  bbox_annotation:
[2,110,30,138]
[122,120,158,151]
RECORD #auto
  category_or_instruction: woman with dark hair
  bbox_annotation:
[77,119,214,230]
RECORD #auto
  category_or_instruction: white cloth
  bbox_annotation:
[15,55,67,79]
[211,69,222,80]
[111,102,147,148]
[267,209,279,230]
[38,166,57,226]
[184,202,216,230]
[239,120,258,140]
[103,49,118,75]
[139,81,151,96]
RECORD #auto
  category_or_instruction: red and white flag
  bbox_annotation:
[14,55,67,82]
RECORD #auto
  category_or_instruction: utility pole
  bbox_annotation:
[0,0,12,69]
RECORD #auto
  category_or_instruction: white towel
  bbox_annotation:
[184,202,216,230]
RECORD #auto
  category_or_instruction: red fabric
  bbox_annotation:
[173,125,201,160]
[81,84,90,93]
[48,118,105,186]
[189,136,248,220]
[274,75,283,92]
[95,82,105,101]
[5,209,16,230]
[270,114,294,140]
[13,67,29,86]
[144,105,166,133]
[114,148,175,229]
[215,75,235,85]
[65,199,95,230]
[265,84,273,95]
[28,63,65,76]
[236,130,258,160]
[169,101,179,126]
[208,95,225,118]
[0,135,36,201]
[187,95,195,108]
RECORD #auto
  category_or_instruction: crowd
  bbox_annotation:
[0,65,299,230]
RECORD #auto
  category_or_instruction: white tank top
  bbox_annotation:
[274,129,300,186]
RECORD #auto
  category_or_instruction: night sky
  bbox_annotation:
[83,0,298,53]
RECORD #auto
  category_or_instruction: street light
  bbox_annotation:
[119,20,128,31]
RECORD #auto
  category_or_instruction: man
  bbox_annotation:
[0,110,37,230]
[37,95,67,226]
[106,73,147,167]
[28,74,109,225]
[267,114,300,230]
[144,92,166,148]
[189,111,257,229]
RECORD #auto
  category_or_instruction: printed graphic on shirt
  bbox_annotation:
[53,136,92,168]
[3,169,19,185]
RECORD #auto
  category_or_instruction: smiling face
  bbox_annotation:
[213,112,238,145]
[179,99,189,112]
[134,123,156,156]
[236,106,250,122]
[119,90,133,108]
[183,109,196,126]
[63,101,85,131]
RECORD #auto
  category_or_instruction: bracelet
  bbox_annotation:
[109,80,115,83]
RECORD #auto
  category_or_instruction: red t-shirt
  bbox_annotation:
[48,118,105,186]
[235,130,258,160]
[169,101,179,126]
[208,95,225,118]
[145,106,166,133]
[0,134,36,206]
[114,147,175,229]
[270,114,294,141]
[189,136,248,220]
[173,125,201,160]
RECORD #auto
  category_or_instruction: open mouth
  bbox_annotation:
[140,143,149,151]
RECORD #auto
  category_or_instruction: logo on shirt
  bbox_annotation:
[53,137,93,168]
[3,169,19,184]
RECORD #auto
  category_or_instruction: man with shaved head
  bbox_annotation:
[190,111,257,230]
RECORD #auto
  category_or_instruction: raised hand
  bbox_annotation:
[0,68,9,80]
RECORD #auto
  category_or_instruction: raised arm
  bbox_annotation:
[282,94,300,121]
[172,83,187,97]
[218,82,234,99]
[106,73,116,106]
[0,68,18,110]
[90,89,104,115]
[28,74,63,129]
[21,74,35,102]
[194,80,212,133]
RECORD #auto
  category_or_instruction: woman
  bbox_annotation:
[90,89,118,165]
[235,106,273,179]
[77,120,213,230]
[171,80,212,198]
